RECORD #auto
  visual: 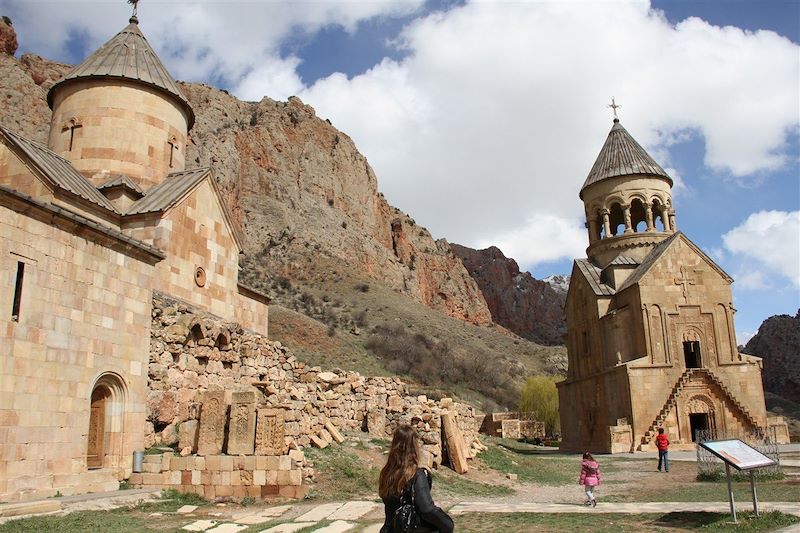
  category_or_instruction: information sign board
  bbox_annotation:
[700,439,777,471]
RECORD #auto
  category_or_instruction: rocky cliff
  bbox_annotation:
[0,20,492,327]
[451,244,566,346]
[744,310,800,405]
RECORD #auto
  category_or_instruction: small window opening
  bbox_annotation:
[11,261,24,321]
[683,340,701,368]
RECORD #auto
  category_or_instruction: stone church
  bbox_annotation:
[557,117,789,453]
[0,15,270,500]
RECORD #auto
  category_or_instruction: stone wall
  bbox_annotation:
[0,195,160,501]
[128,452,308,500]
[147,293,483,470]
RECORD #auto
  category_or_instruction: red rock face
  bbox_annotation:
[0,17,18,56]
[744,310,800,404]
[451,244,566,345]
[0,48,492,326]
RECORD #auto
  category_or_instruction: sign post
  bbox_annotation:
[699,439,777,523]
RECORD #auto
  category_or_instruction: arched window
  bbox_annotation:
[630,198,647,232]
[609,202,625,236]
[652,199,666,231]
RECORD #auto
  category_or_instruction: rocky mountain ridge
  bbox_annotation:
[0,20,493,327]
[744,310,800,405]
[451,244,566,346]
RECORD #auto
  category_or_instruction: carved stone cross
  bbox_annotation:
[167,136,178,168]
[63,118,82,151]
[674,266,697,299]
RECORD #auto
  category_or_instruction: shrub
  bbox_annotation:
[518,375,561,435]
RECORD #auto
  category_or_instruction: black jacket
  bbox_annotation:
[381,468,454,533]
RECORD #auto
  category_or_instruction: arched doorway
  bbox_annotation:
[86,373,127,470]
[87,386,111,469]
[686,395,716,442]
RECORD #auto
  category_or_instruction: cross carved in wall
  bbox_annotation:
[674,266,697,299]
[168,136,178,168]
[63,118,82,151]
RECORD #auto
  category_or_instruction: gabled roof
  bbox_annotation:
[47,17,194,128]
[574,259,615,296]
[581,119,671,197]
[126,168,209,214]
[616,232,732,293]
[0,125,118,213]
[0,184,164,263]
[98,173,144,196]
[126,168,244,250]
[607,254,639,266]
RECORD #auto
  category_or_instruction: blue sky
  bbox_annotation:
[2,0,798,343]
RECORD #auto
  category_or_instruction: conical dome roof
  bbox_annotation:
[47,16,194,128]
[580,119,670,198]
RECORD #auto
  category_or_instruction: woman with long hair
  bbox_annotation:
[378,425,454,533]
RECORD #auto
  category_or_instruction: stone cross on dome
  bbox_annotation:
[128,0,139,20]
[608,97,621,122]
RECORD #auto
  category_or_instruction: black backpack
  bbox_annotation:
[392,474,421,533]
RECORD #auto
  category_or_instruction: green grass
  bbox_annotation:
[453,511,799,532]
[478,439,582,485]
[607,479,800,503]
[304,445,379,501]
[433,471,515,498]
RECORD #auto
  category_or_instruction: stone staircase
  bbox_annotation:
[638,368,761,449]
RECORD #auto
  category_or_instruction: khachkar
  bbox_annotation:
[557,109,788,453]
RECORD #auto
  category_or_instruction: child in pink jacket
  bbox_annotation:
[578,452,601,507]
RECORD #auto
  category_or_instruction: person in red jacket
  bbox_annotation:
[656,427,670,473]
[578,452,601,507]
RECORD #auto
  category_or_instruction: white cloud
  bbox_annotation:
[475,215,587,267]
[5,0,425,92]
[733,270,768,290]
[298,1,798,265]
[723,210,800,287]
[6,1,798,271]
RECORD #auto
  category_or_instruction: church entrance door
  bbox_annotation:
[683,340,701,368]
[87,385,110,469]
[689,413,708,442]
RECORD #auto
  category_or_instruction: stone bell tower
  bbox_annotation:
[580,116,677,270]
[46,14,195,190]
[557,109,784,453]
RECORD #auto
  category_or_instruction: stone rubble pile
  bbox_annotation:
[147,293,485,474]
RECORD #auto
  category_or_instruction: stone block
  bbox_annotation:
[367,409,385,437]
[205,455,221,471]
[178,420,199,452]
[442,412,468,474]
[278,455,291,470]
[197,391,226,455]
[227,391,256,455]
[255,409,285,455]
[310,434,328,449]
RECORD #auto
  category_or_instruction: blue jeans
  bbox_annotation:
[658,450,669,472]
